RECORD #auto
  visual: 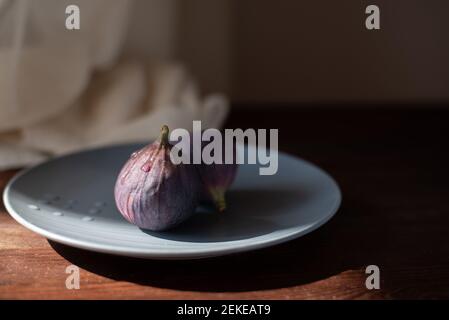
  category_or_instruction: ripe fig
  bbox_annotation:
[171,131,238,212]
[197,142,238,212]
[114,125,201,231]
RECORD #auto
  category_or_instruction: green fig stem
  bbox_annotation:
[158,125,170,147]
[211,190,226,212]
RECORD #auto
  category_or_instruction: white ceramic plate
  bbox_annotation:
[3,143,341,259]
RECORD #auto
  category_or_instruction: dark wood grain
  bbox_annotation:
[1,106,448,299]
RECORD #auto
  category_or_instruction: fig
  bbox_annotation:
[171,131,238,212]
[197,142,238,212]
[114,125,201,231]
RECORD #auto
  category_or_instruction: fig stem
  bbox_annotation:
[159,125,170,146]
[211,190,226,212]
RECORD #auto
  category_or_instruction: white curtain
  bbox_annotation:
[0,0,228,170]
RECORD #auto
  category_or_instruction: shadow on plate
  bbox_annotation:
[48,191,397,293]
[142,188,307,242]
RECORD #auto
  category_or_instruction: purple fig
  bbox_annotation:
[114,125,201,231]
[197,143,238,212]
[170,130,238,212]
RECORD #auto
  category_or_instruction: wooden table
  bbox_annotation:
[1,107,448,299]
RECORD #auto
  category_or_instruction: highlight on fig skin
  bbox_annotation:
[114,125,201,231]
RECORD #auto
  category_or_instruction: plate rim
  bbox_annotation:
[3,143,342,260]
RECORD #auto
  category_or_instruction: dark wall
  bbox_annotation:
[231,0,449,103]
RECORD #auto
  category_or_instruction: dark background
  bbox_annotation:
[150,0,449,103]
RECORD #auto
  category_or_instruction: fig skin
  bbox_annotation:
[114,125,201,231]
[171,131,238,212]
[198,158,238,212]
